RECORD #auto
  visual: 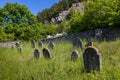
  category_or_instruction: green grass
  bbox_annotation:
[0,40,120,80]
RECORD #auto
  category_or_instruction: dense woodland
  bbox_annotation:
[0,0,120,41]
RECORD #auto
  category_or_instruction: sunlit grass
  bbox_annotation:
[0,39,120,80]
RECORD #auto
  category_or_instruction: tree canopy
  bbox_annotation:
[0,3,41,41]
[0,2,60,41]
[69,0,120,33]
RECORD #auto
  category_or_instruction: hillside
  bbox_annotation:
[37,0,84,23]
[0,0,120,42]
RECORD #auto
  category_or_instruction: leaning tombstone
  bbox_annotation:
[71,50,80,61]
[34,49,40,59]
[38,40,43,48]
[42,48,52,59]
[48,41,55,49]
[73,37,82,49]
[83,46,102,73]
[31,40,36,48]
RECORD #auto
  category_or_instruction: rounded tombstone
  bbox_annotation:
[42,48,52,59]
[38,40,43,48]
[48,41,55,49]
[34,49,40,59]
[83,46,102,73]
[11,44,16,49]
[73,37,82,49]
[31,40,36,48]
[15,42,21,48]
[85,41,93,47]
[18,45,23,53]
[71,50,80,61]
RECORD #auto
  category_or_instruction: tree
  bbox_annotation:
[0,2,42,41]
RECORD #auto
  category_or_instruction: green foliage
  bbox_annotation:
[41,24,59,37]
[69,12,84,33]
[0,3,44,41]
[69,0,120,33]
[59,20,71,33]
[0,0,120,41]
[0,26,7,42]
[1,40,120,79]
[0,26,14,42]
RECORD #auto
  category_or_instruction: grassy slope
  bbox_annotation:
[0,40,120,80]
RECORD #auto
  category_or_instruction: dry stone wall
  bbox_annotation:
[41,29,120,43]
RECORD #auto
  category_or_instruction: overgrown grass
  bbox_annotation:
[0,40,120,80]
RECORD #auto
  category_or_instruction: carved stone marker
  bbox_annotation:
[73,37,82,49]
[16,42,21,48]
[48,41,55,49]
[94,29,103,41]
[42,48,52,59]
[85,41,93,47]
[18,46,23,53]
[11,44,16,49]
[34,49,40,59]
[31,40,36,48]
[83,46,102,72]
[71,50,80,61]
[38,40,43,48]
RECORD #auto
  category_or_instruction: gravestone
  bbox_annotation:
[48,41,55,49]
[73,37,82,49]
[11,44,16,49]
[38,40,43,48]
[31,40,36,48]
[83,46,102,73]
[42,48,52,59]
[15,42,21,48]
[34,49,40,59]
[94,29,103,41]
[85,41,93,47]
[17,44,23,53]
[71,50,80,61]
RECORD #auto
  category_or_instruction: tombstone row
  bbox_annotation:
[34,44,101,73]
[33,39,101,73]
[31,37,93,50]
[31,40,55,49]
[34,48,52,59]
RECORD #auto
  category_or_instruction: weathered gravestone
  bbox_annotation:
[42,48,52,59]
[85,41,93,47]
[34,49,40,59]
[71,50,80,61]
[38,40,43,48]
[18,45,23,53]
[48,41,55,49]
[15,42,23,53]
[73,37,82,49]
[31,40,36,48]
[83,46,102,73]
[94,29,103,41]
[16,42,21,48]
[11,44,16,49]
